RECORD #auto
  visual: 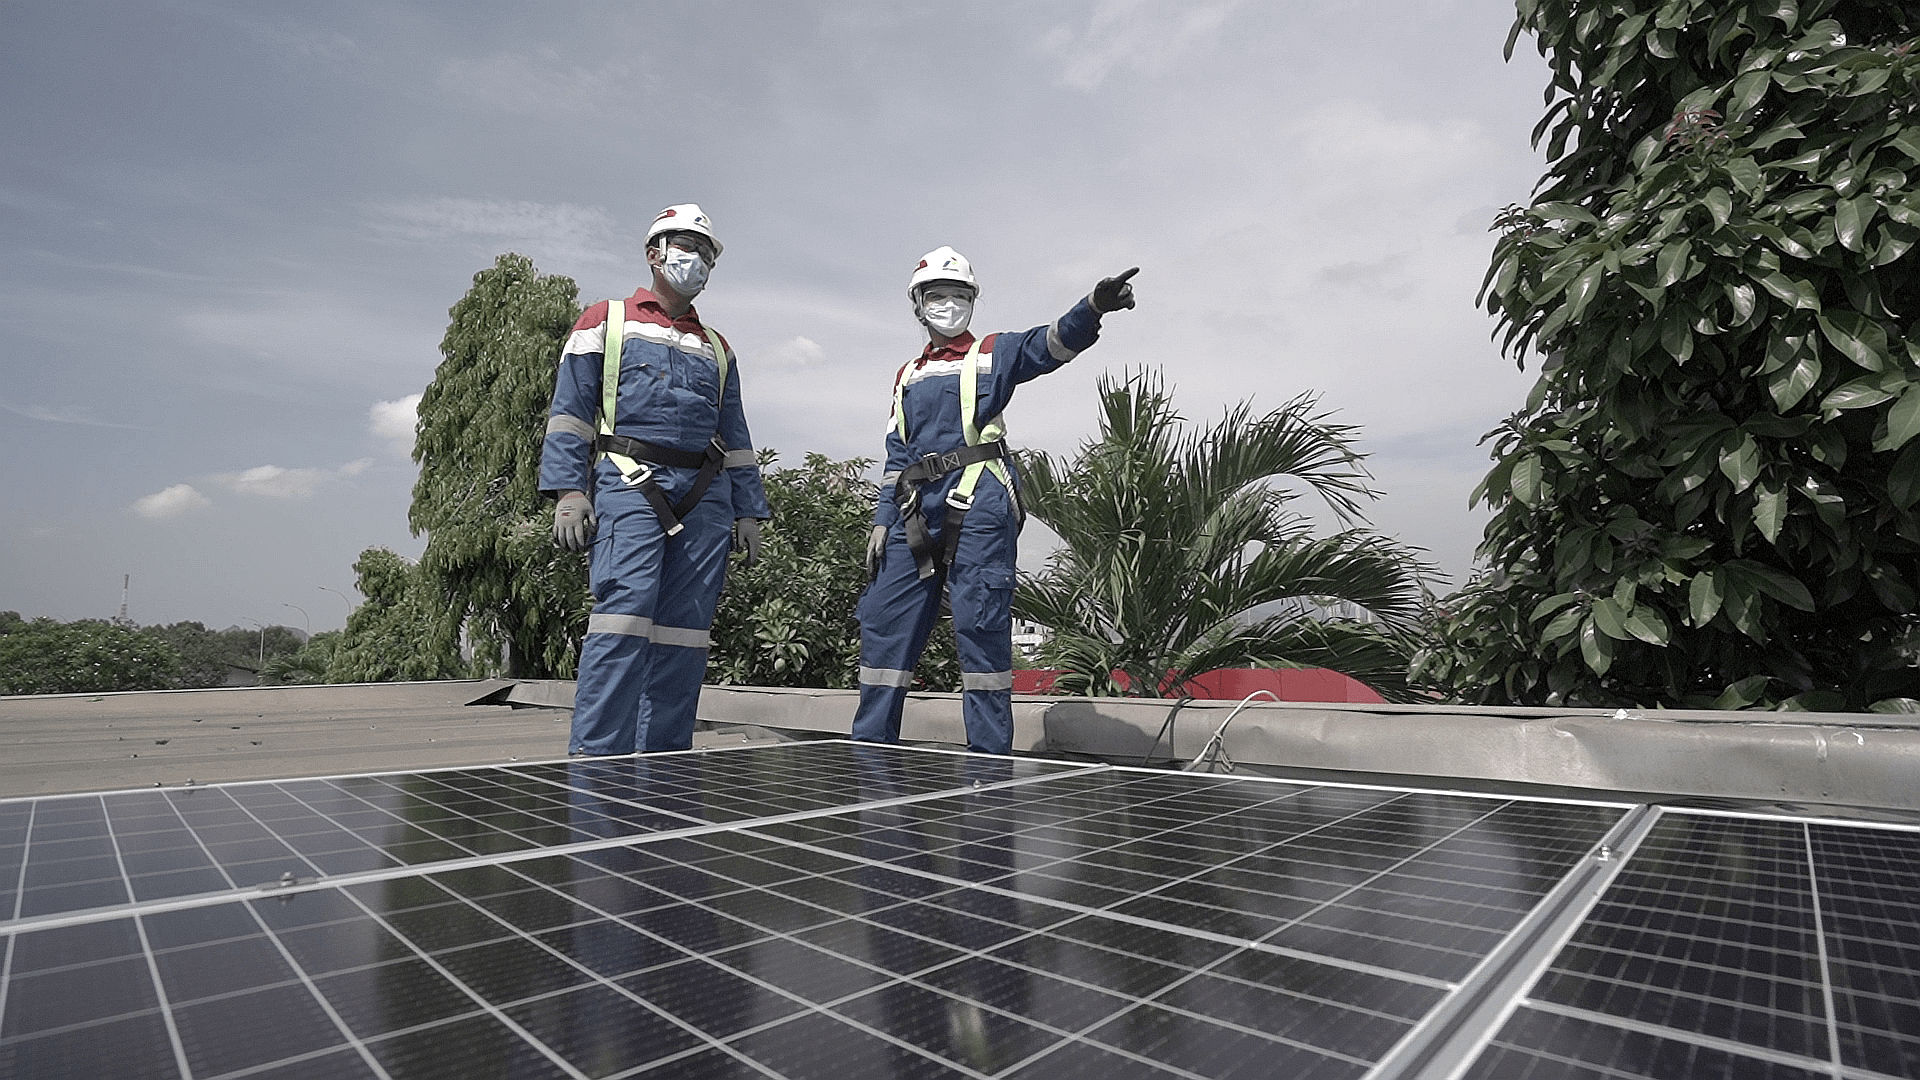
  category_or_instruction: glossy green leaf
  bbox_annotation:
[1579,618,1614,675]
[1565,262,1606,322]
[1869,698,1920,714]
[1703,188,1733,229]
[1591,597,1629,641]
[1835,195,1876,252]
[1531,592,1578,623]
[1756,273,1817,311]
[1767,349,1820,410]
[1822,377,1899,412]
[1509,454,1543,507]
[1727,70,1769,119]
[1753,483,1786,542]
[1621,606,1670,645]
[1655,241,1691,287]
[1718,434,1761,493]
[1712,675,1771,708]
[1689,570,1723,626]
[1725,283,1756,323]
[1891,130,1920,166]
[1875,387,1920,453]
[1818,312,1890,371]
[1542,606,1585,643]
[1730,560,1816,611]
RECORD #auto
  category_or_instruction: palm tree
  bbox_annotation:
[1015,368,1432,700]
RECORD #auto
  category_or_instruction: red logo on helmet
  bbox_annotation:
[916,260,929,270]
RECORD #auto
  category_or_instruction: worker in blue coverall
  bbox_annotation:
[541,203,769,756]
[853,247,1138,753]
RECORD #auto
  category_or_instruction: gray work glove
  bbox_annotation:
[1091,266,1139,313]
[866,524,888,581]
[553,491,596,551]
[733,517,764,569]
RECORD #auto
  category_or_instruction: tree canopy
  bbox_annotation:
[1016,369,1430,700]
[411,253,589,678]
[325,548,463,683]
[1415,1,1920,709]
[708,452,958,689]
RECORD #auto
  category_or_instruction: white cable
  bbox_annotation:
[1183,689,1281,772]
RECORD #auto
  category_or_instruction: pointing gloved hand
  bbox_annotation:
[1091,267,1139,313]
[733,517,764,569]
[866,524,888,581]
[553,491,596,551]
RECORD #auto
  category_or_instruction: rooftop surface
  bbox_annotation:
[3,683,1919,1078]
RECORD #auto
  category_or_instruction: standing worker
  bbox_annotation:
[541,203,769,756]
[854,247,1137,753]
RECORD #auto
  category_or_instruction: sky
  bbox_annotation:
[0,0,1555,634]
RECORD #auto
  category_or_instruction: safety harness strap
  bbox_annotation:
[595,300,734,536]
[894,337,1019,579]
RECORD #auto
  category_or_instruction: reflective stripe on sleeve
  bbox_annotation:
[859,666,914,688]
[546,413,598,441]
[1046,321,1080,363]
[962,670,1014,691]
[722,449,758,468]
[879,471,900,486]
[586,613,652,638]
[649,624,712,649]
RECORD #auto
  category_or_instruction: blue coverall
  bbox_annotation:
[852,297,1106,753]
[540,288,769,755]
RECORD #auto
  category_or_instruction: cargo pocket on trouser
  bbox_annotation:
[954,565,1015,637]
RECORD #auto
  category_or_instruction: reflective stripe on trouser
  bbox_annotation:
[852,478,1017,754]
[571,466,730,755]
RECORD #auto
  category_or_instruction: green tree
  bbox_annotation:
[0,618,184,694]
[263,630,342,685]
[412,253,589,678]
[1015,369,1430,700]
[1418,2,1920,710]
[325,548,463,682]
[708,452,959,689]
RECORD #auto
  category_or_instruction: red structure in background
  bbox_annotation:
[1010,668,1385,703]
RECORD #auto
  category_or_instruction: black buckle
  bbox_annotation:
[921,449,965,476]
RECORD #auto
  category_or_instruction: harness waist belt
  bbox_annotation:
[896,440,1009,488]
[596,434,719,470]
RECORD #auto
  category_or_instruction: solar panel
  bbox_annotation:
[0,740,1913,1079]
[1457,810,1920,1079]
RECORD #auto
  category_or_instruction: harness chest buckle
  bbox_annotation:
[945,487,975,511]
[619,460,656,487]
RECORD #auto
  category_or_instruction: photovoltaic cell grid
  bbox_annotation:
[1462,811,1920,1080]
[0,740,1914,1080]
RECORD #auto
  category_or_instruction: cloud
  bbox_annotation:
[0,400,145,429]
[1041,0,1243,90]
[367,198,623,269]
[132,484,211,519]
[763,335,826,367]
[369,393,421,452]
[213,459,372,499]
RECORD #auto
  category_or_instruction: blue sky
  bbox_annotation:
[1,1,1552,632]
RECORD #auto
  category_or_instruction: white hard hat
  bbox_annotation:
[907,246,978,299]
[646,203,722,259]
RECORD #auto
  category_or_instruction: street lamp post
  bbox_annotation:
[282,603,310,636]
[243,620,265,667]
[319,586,353,625]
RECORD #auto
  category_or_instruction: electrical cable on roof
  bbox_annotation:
[1141,696,1194,767]
[1184,690,1280,773]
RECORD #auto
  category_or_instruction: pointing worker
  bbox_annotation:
[541,204,769,755]
[853,247,1137,753]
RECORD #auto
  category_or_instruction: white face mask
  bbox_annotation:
[658,245,710,298]
[921,295,972,338]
